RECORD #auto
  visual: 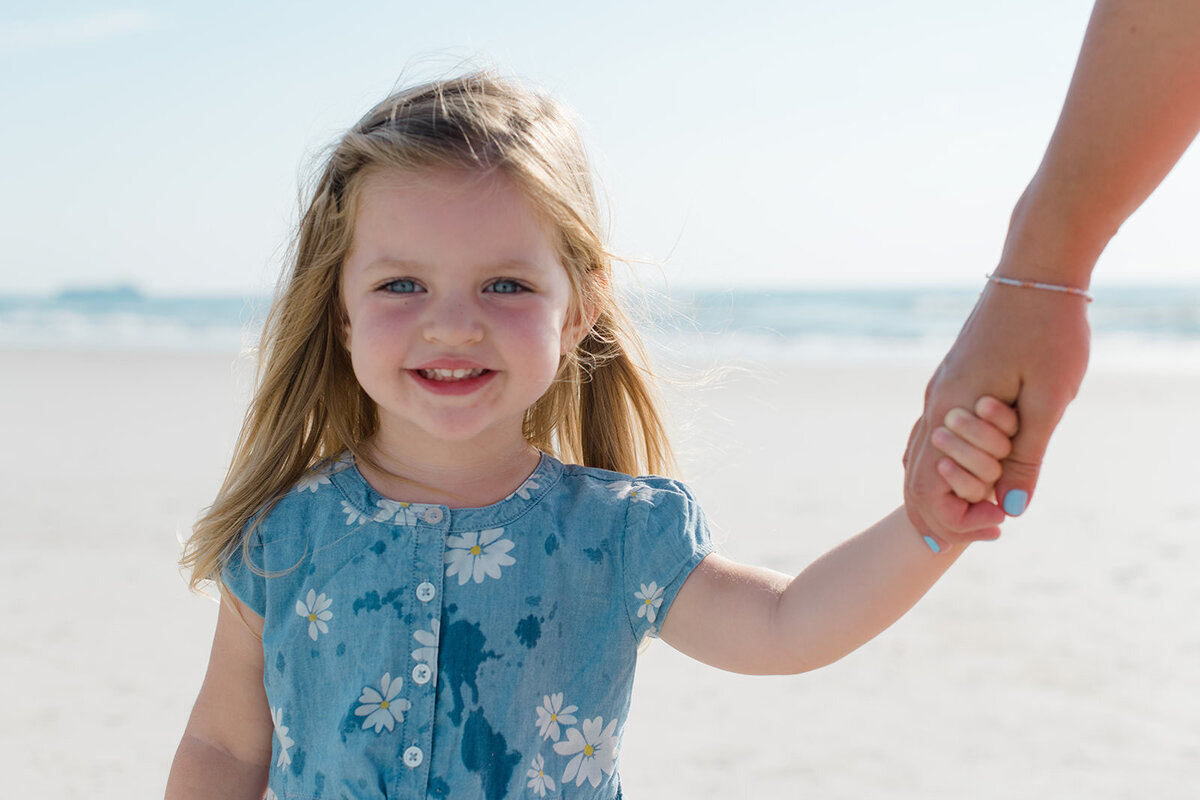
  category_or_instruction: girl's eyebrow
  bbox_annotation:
[359,257,547,275]
[358,257,423,274]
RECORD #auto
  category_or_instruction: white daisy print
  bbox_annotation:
[373,499,422,525]
[293,456,351,493]
[355,673,411,733]
[444,528,516,585]
[295,468,332,494]
[634,582,665,625]
[295,589,333,641]
[526,753,556,797]
[265,790,278,800]
[340,500,369,526]
[535,693,578,741]
[411,619,440,665]
[507,477,540,501]
[270,707,294,768]
[554,716,619,788]
[609,481,655,504]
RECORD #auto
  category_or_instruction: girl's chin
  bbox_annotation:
[374,415,530,453]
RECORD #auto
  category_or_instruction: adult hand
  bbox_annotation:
[903,282,1091,550]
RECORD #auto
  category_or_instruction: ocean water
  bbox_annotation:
[3,285,1200,371]
[0,291,269,354]
[654,286,1200,370]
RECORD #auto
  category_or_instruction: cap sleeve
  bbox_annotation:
[221,522,268,617]
[620,478,714,643]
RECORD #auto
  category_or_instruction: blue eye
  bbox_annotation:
[486,279,526,294]
[382,279,423,294]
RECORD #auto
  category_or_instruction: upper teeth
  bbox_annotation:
[420,368,486,381]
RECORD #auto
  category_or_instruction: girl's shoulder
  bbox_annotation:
[556,461,701,510]
[242,454,359,541]
[556,462,713,571]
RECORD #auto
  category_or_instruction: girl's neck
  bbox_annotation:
[356,432,541,509]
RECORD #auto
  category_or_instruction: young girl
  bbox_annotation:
[166,73,1018,800]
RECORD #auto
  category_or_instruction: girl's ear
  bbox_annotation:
[560,300,599,355]
[560,272,604,355]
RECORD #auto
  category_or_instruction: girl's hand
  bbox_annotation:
[930,395,1019,504]
[662,394,1019,675]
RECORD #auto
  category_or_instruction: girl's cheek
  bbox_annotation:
[361,305,416,336]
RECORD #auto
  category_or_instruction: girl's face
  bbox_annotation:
[340,168,584,459]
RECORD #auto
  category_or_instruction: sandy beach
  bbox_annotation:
[2,346,1197,797]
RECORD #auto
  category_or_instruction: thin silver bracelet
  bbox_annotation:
[985,273,1093,303]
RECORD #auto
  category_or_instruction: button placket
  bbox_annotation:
[391,504,446,797]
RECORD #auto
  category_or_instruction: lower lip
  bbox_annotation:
[408,369,496,396]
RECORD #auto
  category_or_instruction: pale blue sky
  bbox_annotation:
[2,1,1197,295]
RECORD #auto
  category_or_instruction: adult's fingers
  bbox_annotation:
[903,405,952,552]
[902,412,924,473]
[994,387,1069,516]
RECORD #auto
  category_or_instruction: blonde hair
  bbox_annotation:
[182,72,675,590]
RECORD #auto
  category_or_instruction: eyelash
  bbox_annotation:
[380,279,422,294]
[485,279,529,294]
[376,278,530,295]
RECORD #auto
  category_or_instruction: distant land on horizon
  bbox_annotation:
[54,283,145,303]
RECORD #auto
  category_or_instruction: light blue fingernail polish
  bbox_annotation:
[1003,490,1029,516]
[923,536,941,553]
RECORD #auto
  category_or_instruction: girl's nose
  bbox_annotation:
[421,295,484,346]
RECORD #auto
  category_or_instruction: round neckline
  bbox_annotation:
[327,451,564,531]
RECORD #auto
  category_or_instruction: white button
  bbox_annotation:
[415,582,436,603]
[403,745,424,768]
[412,663,432,685]
[422,507,444,524]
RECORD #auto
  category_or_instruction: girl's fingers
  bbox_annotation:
[974,395,1019,438]
[936,456,991,504]
[931,425,1003,485]
[943,407,1013,460]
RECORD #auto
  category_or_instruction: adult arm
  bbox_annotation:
[905,0,1200,547]
[165,595,273,800]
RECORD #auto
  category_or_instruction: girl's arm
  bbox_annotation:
[165,594,273,800]
[661,399,1015,675]
[660,509,962,675]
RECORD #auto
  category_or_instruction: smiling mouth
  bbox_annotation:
[415,368,491,382]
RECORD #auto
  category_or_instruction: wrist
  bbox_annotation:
[996,179,1112,289]
[984,273,1093,303]
[900,504,970,558]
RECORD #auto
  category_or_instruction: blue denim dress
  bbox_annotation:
[223,452,713,799]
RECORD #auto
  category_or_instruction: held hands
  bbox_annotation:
[660,391,1021,676]
[919,394,1020,551]
[904,284,1090,550]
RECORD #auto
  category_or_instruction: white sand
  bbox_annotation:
[2,348,1197,797]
